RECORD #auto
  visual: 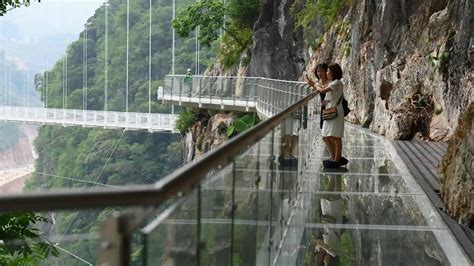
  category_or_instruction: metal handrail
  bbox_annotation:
[0,90,317,212]
[166,74,308,85]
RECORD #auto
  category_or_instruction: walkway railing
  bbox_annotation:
[0,77,470,266]
[164,75,310,118]
[0,106,176,132]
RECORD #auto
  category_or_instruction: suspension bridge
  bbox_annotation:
[0,74,309,130]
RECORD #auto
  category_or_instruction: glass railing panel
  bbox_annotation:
[199,163,234,265]
[5,232,99,265]
[142,192,198,266]
[230,143,268,265]
[0,208,138,265]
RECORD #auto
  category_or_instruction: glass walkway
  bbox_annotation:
[140,113,469,265]
[0,76,470,265]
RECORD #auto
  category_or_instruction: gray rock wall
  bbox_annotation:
[438,102,473,228]
[304,0,473,140]
[248,0,306,80]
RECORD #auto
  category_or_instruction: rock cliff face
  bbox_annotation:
[182,111,236,164]
[0,125,37,170]
[248,0,306,80]
[225,0,472,140]
[438,103,473,228]
[303,0,473,140]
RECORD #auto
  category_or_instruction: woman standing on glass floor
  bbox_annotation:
[307,63,348,168]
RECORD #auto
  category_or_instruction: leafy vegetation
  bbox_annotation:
[0,0,36,16]
[19,0,213,263]
[226,113,258,137]
[175,109,197,135]
[0,212,58,264]
[291,0,350,48]
[340,231,356,265]
[173,0,260,68]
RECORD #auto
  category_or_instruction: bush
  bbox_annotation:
[219,26,253,68]
[292,0,351,44]
[175,110,197,135]
[226,113,259,137]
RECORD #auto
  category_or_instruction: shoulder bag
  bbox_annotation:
[322,95,343,121]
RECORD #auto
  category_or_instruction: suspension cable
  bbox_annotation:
[172,0,175,75]
[0,20,4,106]
[33,172,126,190]
[27,68,30,107]
[60,130,126,238]
[45,59,48,108]
[3,50,6,106]
[149,0,152,114]
[126,0,130,113]
[8,61,11,106]
[105,1,109,112]
[83,22,86,110]
[85,23,88,110]
[62,55,65,109]
[23,69,26,107]
[65,51,68,109]
[195,26,198,74]
[54,244,93,265]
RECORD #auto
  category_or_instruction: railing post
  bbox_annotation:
[170,75,174,101]
[209,77,212,104]
[159,115,164,130]
[179,77,182,105]
[97,216,130,266]
[198,78,202,108]
[147,113,151,131]
[220,77,224,109]
[268,128,275,262]
[232,77,236,106]
[189,77,192,102]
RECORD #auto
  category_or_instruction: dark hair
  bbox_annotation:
[328,63,343,80]
[314,63,328,80]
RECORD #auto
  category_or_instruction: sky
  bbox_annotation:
[1,0,104,71]
[2,0,104,37]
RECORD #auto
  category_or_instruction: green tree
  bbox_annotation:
[0,212,58,264]
[172,0,260,67]
[173,1,234,47]
[0,0,37,16]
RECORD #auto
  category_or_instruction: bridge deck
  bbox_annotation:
[0,106,176,132]
[162,94,257,112]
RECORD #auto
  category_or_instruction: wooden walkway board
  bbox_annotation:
[393,140,444,193]
[393,140,474,262]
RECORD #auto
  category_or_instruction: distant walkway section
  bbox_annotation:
[163,75,309,117]
[0,106,177,132]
